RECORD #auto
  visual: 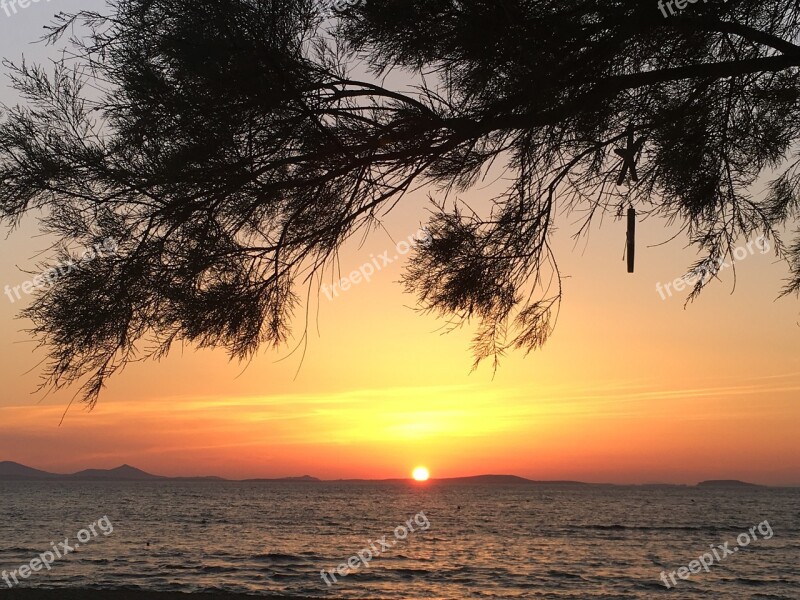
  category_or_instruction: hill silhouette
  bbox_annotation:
[0,462,774,486]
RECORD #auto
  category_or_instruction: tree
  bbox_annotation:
[0,0,798,405]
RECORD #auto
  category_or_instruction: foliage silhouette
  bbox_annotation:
[0,0,798,404]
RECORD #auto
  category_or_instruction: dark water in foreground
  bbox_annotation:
[0,481,798,598]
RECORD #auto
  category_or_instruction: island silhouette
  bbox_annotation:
[0,461,768,487]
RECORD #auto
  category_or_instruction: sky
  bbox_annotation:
[0,2,798,485]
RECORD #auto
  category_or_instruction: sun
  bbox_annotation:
[412,466,430,481]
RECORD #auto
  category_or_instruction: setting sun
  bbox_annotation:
[412,466,430,481]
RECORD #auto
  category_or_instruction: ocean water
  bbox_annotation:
[0,481,798,598]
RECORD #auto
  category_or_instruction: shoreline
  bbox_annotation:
[3,590,312,600]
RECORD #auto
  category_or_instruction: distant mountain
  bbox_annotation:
[697,480,763,488]
[0,463,166,481]
[0,462,320,482]
[0,465,554,484]
[0,461,57,480]
[436,474,587,485]
[0,462,778,486]
[243,475,321,482]
[69,464,164,481]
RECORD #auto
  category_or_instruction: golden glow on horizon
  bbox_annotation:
[0,375,799,483]
[412,466,430,481]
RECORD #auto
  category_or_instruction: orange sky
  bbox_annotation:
[1,192,798,485]
[0,4,798,486]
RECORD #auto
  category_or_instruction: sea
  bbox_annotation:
[0,481,798,598]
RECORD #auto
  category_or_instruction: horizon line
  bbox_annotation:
[1,460,796,487]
